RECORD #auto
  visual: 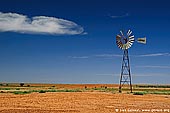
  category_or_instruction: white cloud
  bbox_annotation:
[0,12,84,35]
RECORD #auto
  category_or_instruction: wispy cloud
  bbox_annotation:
[136,53,170,57]
[136,65,170,69]
[103,73,170,77]
[69,56,89,59]
[94,52,170,58]
[69,54,122,59]
[96,73,114,76]
[133,73,170,77]
[110,13,129,18]
[0,12,84,35]
[94,54,122,58]
[69,52,170,59]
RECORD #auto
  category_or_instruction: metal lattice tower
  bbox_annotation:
[116,29,146,93]
[119,49,132,93]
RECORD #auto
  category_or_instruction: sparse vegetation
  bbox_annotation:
[39,90,46,93]
[133,92,146,95]
[136,85,170,88]
[13,91,31,94]
[55,89,82,92]
[0,88,11,90]
[48,89,57,92]
[0,83,169,95]
[16,88,20,90]
[149,91,170,95]
[133,91,170,95]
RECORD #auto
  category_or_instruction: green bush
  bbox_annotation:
[39,90,46,93]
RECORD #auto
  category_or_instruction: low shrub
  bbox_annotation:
[49,89,57,92]
[3,88,11,90]
[150,91,170,95]
[133,92,146,95]
[39,90,46,93]
[55,89,82,92]
[13,91,31,94]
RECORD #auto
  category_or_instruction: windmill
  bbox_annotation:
[116,30,146,93]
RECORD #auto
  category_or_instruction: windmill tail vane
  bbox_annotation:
[137,37,146,44]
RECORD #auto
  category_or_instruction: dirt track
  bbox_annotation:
[0,92,170,113]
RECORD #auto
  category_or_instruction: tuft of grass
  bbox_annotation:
[64,89,82,92]
[89,87,116,92]
[149,91,170,95]
[13,91,32,94]
[16,88,20,90]
[133,92,146,95]
[48,89,57,92]
[0,88,11,90]
[54,89,82,92]
[136,85,170,88]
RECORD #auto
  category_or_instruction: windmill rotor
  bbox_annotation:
[116,30,135,50]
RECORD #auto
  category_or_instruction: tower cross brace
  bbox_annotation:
[119,49,132,93]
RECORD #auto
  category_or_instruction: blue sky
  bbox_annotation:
[0,0,169,84]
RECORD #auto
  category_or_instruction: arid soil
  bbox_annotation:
[0,92,169,113]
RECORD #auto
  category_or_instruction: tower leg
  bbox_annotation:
[119,49,132,93]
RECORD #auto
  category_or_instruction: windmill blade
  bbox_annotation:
[128,41,133,46]
[137,37,146,44]
[127,30,131,36]
[129,39,134,43]
[129,35,134,39]
[120,30,124,36]
[116,35,121,41]
[126,44,130,49]
[128,30,132,36]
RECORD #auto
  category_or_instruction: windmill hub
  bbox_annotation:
[116,30,146,93]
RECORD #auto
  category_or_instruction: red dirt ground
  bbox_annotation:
[0,92,169,113]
